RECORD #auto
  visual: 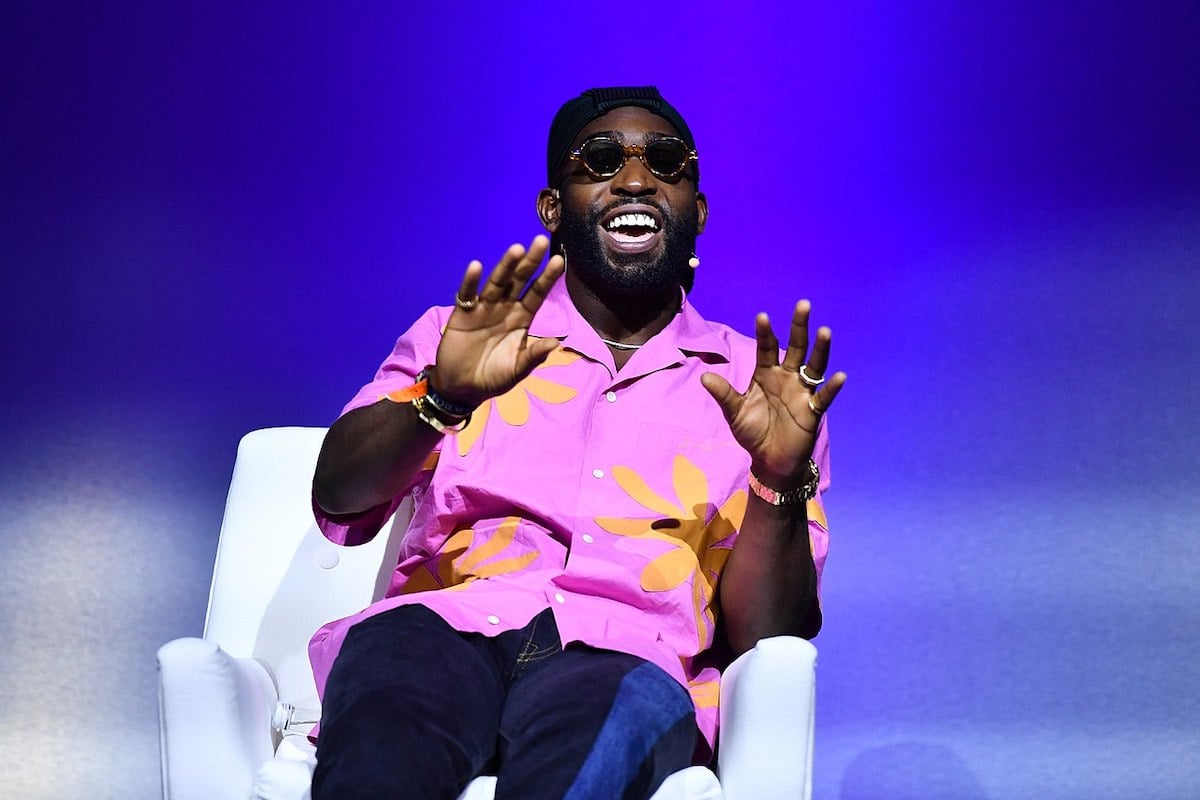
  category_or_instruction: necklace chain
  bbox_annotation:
[598,336,643,351]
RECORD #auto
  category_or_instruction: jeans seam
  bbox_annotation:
[506,614,561,684]
[516,644,559,665]
[505,616,540,684]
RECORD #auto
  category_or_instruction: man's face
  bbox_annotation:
[549,106,707,298]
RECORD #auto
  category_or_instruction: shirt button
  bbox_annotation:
[554,592,566,604]
[581,534,594,544]
[486,615,500,625]
[592,468,605,479]
[605,391,617,403]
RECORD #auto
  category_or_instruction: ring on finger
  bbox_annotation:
[799,365,826,387]
[807,395,826,416]
[454,292,479,310]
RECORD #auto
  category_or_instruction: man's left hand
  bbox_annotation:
[700,300,846,490]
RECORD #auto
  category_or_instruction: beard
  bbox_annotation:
[555,198,699,298]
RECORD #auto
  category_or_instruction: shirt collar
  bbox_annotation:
[528,277,732,364]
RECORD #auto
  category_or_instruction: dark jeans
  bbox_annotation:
[311,605,698,800]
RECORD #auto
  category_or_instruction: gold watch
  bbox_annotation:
[747,460,820,506]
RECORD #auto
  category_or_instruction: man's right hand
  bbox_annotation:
[314,235,563,517]
[428,235,564,409]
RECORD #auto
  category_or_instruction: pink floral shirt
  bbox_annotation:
[309,279,831,757]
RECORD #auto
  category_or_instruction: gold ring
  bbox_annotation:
[454,293,478,310]
[807,396,826,416]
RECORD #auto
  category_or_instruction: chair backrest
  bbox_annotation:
[203,427,408,714]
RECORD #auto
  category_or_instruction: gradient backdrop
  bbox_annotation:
[2,2,1197,798]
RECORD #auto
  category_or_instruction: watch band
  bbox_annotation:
[747,460,820,506]
[381,373,470,435]
[411,392,470,434]
[417,367,477,418]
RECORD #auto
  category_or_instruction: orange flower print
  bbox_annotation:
[455,344,581,456]
[688,677,721,710]
[401,517,539,594]
[595,455,747,648]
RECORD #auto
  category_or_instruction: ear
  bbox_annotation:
[536,188,561,232]
[695,191,708,235]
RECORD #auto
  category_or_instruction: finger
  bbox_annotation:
[509,235,550,296]
[700,372,744,423]
[754,313,781,370]
[479,243,526,303]
[455,260,483,309]
[804,326,833,381]
[810,371,847,413]
[500,236,545,302]
[519,253,565,315]
[780,299,811,372]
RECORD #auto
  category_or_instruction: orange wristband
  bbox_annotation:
[383,379,428,404]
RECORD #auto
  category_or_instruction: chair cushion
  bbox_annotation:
[249,739,720,800]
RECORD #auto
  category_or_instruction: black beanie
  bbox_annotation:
[546,86,697,184]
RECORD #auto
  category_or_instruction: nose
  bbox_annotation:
[610,152,657,197]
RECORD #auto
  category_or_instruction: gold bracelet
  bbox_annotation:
[747,460,820,506]
[411,393,469,434]
[381,377,469,434]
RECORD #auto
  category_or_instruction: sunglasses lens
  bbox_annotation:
[645,139,688,176]
[580,140,625,176]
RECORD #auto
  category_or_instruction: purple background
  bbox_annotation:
[2,2,1198,798]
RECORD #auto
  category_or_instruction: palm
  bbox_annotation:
[727,371,819,475]
[432,236,564,407]
[439,323,542,397]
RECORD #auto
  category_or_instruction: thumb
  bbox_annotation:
[514,336,560,378]
[528,335,561,363]
[700,373,742,422]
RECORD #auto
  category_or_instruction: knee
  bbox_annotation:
[613,662,695,731]
[559,666,698,800]
[313,688,480,800]
[582,662,697,769]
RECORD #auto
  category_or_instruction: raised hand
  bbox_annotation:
[700,300,847,489]
[430,234,564,408]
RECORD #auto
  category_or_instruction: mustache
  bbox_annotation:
[600,197,667,214]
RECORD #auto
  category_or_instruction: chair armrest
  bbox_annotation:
[717,636,817,800]
[157,637,280,800]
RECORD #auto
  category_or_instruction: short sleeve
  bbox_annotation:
[338,305,452,416]
[807,416,832,593]
[312,304,450,545]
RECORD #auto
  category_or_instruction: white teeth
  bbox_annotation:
[606,213,658,231]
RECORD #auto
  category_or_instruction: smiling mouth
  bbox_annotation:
[603,212,661,249]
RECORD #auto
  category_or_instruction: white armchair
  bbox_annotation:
[157,427,817,800]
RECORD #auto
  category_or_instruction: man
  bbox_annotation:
[308,86,845,800]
